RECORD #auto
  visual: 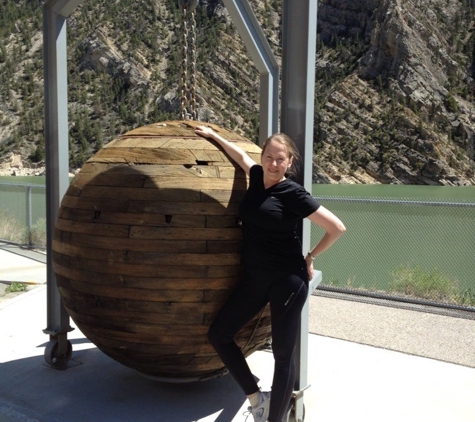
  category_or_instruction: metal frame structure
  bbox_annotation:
[43,0,83,365]
[42,1,317,420]
[221,0,279,144]
[280,3,318,420]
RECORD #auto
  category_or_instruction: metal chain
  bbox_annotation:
[180,5,188,120]
[189,8,197,120]
[179,0,198,120]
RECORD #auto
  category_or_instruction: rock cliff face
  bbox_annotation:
[314,0,475,185]
[78,28,152,89]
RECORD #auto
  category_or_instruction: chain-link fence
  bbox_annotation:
[312,195,475,311]
[1,182,474,310]
[0,182,46,249]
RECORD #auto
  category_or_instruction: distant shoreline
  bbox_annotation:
[0,166,78,178]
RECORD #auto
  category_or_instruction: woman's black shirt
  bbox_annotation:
[239,165,320,272]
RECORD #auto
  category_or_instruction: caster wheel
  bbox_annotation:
[287,403,305,422]
[44,339,72,368]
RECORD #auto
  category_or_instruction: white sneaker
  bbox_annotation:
[247,391,271,422]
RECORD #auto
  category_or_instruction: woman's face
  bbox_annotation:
[261,140,293,184]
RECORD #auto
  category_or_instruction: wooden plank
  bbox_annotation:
[124,298,228,314]
[140,164,223,178]
[201,189,245,204]
[68,311,209,336]
[54,241,238,266]
[60,194,130,212]
[56,231,207,253]
[59,207,206,228]
[217,166,248,179]
[79,185,201,202]
[54,264,107,285]
[125,251,241,266]
[80,324,268,354]
[76,326,210,345]
[206,240,242,253]
[132,360,225,376]
[207,265,244,278]
[76,164,227,183]
[65,301,204,325]
[132,361,205,376]
[66,293,225,316]
[190,149,228,164]
[59,287,127,312]
[128,201,239,216]
[64,184,82,197]
[205,216,241,228]
[122,121,203,138]
[77,162,121,174]
[129,226,241,240]
[53,251,209,278]
[84,327,209,350]
[66,279,205,302]
[85,333,216,355]
[54,240,240,266]
[90,147,197,165]
[123,277,240,291]
[55,218,130,238]
[106,137,222,151]
[122,120,250,142]
[71,172,147,189]
[53,228,68,243]
[54,263,240,290]
[53,240,128,262]
[203,289,232,303]
[142,177,238,190]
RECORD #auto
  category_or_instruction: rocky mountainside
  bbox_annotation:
[314,0,475,185]
[0,0,474,185]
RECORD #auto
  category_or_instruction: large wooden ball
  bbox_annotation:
[53,120,271,381]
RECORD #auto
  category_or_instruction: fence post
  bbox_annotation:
[26,185,33,246]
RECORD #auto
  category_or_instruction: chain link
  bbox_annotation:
[180,1,198,120]
[180,6,188,120]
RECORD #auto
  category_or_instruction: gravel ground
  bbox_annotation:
[309,292,475,368]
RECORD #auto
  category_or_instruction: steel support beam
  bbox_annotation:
[281,1,318,421]
[223,0,279,143]
[42,0,85,362]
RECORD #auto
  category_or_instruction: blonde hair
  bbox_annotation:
[261,133,300,177]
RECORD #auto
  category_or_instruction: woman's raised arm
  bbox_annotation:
[195,126,256,175]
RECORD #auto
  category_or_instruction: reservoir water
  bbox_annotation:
[1,176,474,295]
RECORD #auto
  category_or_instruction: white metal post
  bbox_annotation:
[281,1,318,420]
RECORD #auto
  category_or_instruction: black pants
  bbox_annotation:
[208,266,309,422]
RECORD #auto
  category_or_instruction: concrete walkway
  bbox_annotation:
[1,244,474,422]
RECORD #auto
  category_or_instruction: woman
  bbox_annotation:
[195,125,346,422]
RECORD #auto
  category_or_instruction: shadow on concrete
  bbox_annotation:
[0,336,248,422]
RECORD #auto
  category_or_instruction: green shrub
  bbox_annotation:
[455,288,475,307]
[389,265,459,302]
[5,282,27,293]
[0,210,23,243]
[28,218,47,248]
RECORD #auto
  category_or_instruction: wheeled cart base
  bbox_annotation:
[44,335,73,368]
[285,385,310,422]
